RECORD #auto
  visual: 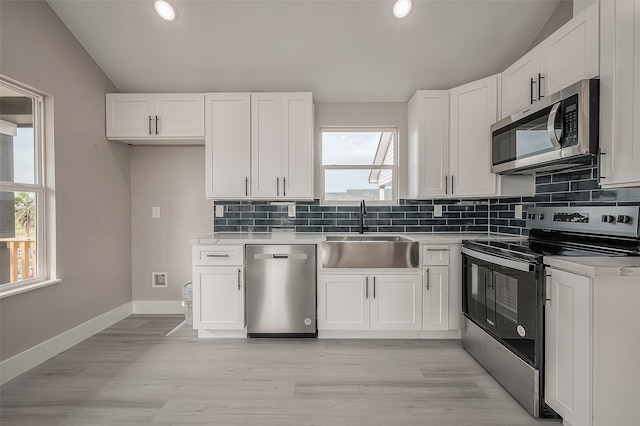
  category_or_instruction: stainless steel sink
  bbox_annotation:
[325,235,413,242]
[322,235,419,268]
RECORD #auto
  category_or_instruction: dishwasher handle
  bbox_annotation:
[252,253,308,260]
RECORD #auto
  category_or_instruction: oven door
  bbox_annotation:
[461,248,543,367]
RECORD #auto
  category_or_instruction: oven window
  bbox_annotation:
[463,254,540,367]
[495,272,518,324]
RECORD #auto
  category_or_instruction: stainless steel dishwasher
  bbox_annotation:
[245,245,316,337]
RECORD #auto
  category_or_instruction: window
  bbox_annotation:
[321,128,397,204]
[0,77,54,296]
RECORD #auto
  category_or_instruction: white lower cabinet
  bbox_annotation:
[422,266,449,331]
[544,267,591,426]
[545,265,640,426]
[193,266,244,330]
[192,245,245,333]
[317,273,422,331]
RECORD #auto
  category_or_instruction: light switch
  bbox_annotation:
[216,205,224,217]
[152,206,160,219]
[434,204,443,217]
[515,204,523,219]
[288,205,296,218]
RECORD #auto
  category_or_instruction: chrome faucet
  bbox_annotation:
[359,199,369,234]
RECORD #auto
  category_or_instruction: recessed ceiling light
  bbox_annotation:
[154,0,177,22]
[393,0,412,18]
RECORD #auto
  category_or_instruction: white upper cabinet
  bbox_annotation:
[501,49,543,118]
[205,93,251,199]
[599,0,640,188]
[449,74,499,197]
[205,92,313,200]
[541,2,599,95]
[407,90,450,198]
[251,93,314,200]
[106,93,204,143]
[501,2,599,118]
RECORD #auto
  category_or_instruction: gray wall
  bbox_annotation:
[0,1,131,361]
[131,146,212,302]
[527,0,574,52]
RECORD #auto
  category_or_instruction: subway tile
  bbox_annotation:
[536,182,570,193]
[550,191,591,202]
[337,219,360,226]
[406,226,432,233]
[323,226,351,233]
[309,205,337,212]
[535,174,552,184]
[377,226,406,232]
[420,219,447,226]
[295,226,323,232]
[551,168,594,182]
[392,219,419,226]
[377,212,406,219]
[433,226,461,232]
[322,212,351,219]
[446,218,475,226]
[570,179,599,191]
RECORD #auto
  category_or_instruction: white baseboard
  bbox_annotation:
[132,300,184,314]
[0,302,133,385]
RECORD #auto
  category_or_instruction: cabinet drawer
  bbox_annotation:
[423,245,450,266]
[192,245,244,266]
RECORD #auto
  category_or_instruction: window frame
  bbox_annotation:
[0,76,57,298]
[320,126,398,205]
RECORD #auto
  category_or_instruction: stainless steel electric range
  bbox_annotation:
[460,205,640,418]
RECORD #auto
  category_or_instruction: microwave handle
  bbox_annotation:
[547,102,563,149]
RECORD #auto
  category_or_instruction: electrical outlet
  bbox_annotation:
[152,272,168,288]
[434,204,443,217]
[216,205,224,217]
[288,205,296,218]
[152,206,160,219]
[515,204,523,219]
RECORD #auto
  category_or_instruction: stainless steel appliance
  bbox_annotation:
[461,206,640,418]
[245,245,316,337]
[491,79,599,175]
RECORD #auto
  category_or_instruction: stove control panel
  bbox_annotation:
[526,206,640,238]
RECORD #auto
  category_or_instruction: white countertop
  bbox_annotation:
[190,232,527,245]
[544,256,640,277]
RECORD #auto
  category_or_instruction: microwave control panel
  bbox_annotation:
[562,94,579,147]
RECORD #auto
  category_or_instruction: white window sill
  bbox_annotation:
[0,278,62,299]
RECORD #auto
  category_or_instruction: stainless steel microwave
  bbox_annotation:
[491,78,599,175]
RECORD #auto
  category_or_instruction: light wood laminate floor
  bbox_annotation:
[1,315,561,425]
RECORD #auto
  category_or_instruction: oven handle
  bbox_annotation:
[461,247,534,273]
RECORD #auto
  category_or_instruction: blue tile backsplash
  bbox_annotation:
[213,162,640,235]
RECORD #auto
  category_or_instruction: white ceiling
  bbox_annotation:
[46,0,562,102]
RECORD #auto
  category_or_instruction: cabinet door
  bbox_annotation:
[422,266,449,331]
[106,93,155,138]
[545,268,592,426]
[600,0,640,188]
[281,93,313,199]
[407,91,450,198]
[251,93,283,198]
[370,274,422,331]
[193,266,245,330]
[501,49,542,118]
[205,93,251,199]
[449,75,499,196]
[155,94,204,138]
[317,274,369,330]
[540,2,599,97]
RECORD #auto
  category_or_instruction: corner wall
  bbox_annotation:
[0,1,131,361]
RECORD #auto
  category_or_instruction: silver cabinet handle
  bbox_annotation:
[451,175,455,195]
[544,273,551,306]
[444,175,448,195]
[283,177,286,197]
[238,268,242,291]
[155,116,159,135]
[276,177,280,196]
[373,276,376,299]
[148,116,153,135]
[426,268,430,291]
[365,276,369,299]
[245,177,249,196]
[597,149,606,181]
[207,254,229,258]
[425,248,449,252]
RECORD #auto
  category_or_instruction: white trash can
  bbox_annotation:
[182,282,193,325]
